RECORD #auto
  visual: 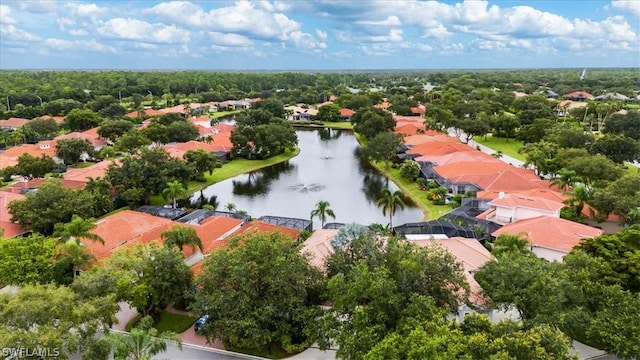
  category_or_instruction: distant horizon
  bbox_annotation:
[1,66,638,73]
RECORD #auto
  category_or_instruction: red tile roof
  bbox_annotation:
[55,129,107,148]
[477,188,567,202]
[160,105,187,114]
[234,220,301,240]
[300,229,339,270]
[488,193,564,212]
[0,192,27,238]
[84,210,175,261]
[34,115,66,124]
[0,118,29,129]
[63,160,118,183]
[340,108,355,117]
[448,169,547,192]
[3,178,86,191]
[184,216,244,257]
[415,151,495,166]
[394,124,426,136]
[406,141,474,156]
[492,216,603,253]
[0,141,57,169]
[403,134,457,146]
[125,109,165,118]
[433,161,516,178]
[563,91,594,100]
[410,107,426,115]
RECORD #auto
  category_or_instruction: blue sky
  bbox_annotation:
[1,0,639,70]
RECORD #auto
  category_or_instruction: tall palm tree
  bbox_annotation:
[549,168,578,192]
[161,225,203,253]
[162,180,187,209]
[310,200,336,228]
[225,203,237,212]
[376,189,406,228]
[53,215,104,245]
[105,316,182,360]
[53,215,103,280]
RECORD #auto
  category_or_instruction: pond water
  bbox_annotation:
[192,128,424,230]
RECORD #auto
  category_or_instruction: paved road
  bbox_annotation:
[152,342,264,360]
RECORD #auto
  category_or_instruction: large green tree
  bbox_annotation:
[351,107,395,139]
[162,180,187,208]
[360,132,402,169]
[55,138,95,165]
[0,234,58,285]
[314,103,342,122]
[72,243,192,317]
[590,134,640,164]
[0,284,118,360]
[161,225,203,253]
[11,153,57,180]
[318,235,468,359]
[191,231,322,353]
[8,180,96,235]
[104,316,182,360]
[98,119,135,142]
[184,149,221,176]
[64,108,102,131]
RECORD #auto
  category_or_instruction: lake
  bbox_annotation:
[193,128,424,230]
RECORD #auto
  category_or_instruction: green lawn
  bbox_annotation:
[226,343,292,359]
[321,121,353,129]
[475,134,526,161]
[149,148,300,206]
[370,161,450,221]
[624,163,640,176]
[69,161,96,169]
[125,310,196,334]
[211,110,242,119]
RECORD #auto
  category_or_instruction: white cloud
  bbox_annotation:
[56,17,74,30]
[44,38,117,53]
[64,3,108,18]
[97,18,190,44]
[0,5,16,24]
[356,16,402,26]
[611,0,640,17]
[316,29,327,42]
[17,0,57,14]
[69,28,88,36]
[422,24,452,39]
[0,24,40,41]
[143,1,205,27]
[207,32,252,47]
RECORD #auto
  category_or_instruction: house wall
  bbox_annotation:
[448,304,520,324]
[513,207,555,221]
[532,246,565,262]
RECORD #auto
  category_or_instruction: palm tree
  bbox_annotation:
[105,316,181,360]
[53,215,104,245]
[376,189,406,228]
[162,180,187,209]
[491,234,532,257]
[225,203,237,212]
[491,150,503,159]
[549,168,579,192]
[563,184,593,217]
[310,200,336,228]
[53,215,103,279]
[161,225,203,253]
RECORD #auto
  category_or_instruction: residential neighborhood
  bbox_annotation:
[1,68,639,360]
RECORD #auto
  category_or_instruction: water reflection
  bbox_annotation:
[231,161,295,198]
[193,129,424,229]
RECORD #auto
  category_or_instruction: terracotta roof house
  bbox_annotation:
[443,169,547,195]
[181,216,245,265]
[0,117,29,130]
[234,220,301,240]
[393,115,425,124]
[63,160,118,183]
[415,151,495,167]
[0,141,58,170]
[83,210,176,261]
[477,188,567,202]
[340,108,355,120]
[125,109,165,119]
[2,178,86,193]
[159,105,187,115]
[406,141,474,156]
[410,107,426,116]
[374,102,391,110]
[55,128,108,149]
[410,237,493,313]
[394,124,426,136]
[0,191,29,238]
[563,91,594,101]
[491,216,603,262]
[479,192,564,225]
[300,229,339,271]
[403,134,457,146]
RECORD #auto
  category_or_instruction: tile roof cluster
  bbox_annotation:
[163,140,232,159]
[340,108,355,117]
[488,193,564,213]
[63,160,118,183]
[55,128,108,148]
[0,141,58,169]
[125,109,165,118]
[563,91,594,100]
[0,117,29,129]
[403,134,458,146]
[0,191,28,238]
[448,169,547,192]
[492,216,603,253]
[416,151,494,166]
[407,141,474,156]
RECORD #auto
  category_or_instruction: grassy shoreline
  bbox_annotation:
[369,161,450,221]
[150,147,300,206]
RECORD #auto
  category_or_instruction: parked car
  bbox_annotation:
[194,314,209,334]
